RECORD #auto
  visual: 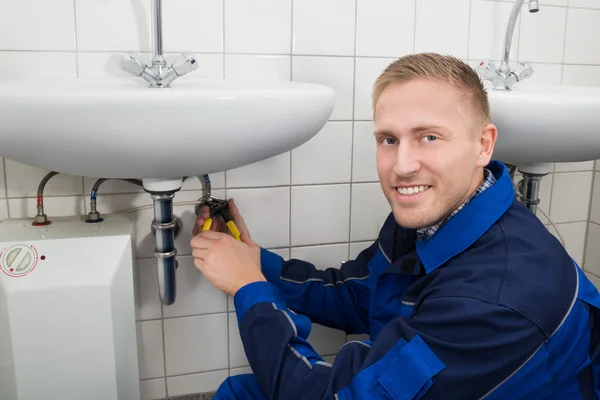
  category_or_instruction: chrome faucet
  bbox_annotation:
[119,0,198,88]
[477,0,540,90]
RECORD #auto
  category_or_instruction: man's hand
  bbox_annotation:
[190,230,265,297]
[193,198,251,238]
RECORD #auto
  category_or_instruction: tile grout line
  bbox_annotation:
[1,48,600,68]
[3,158,9,218]
[222,0,231,378]
[289,0,294,253]
[582,170,596,270]
[466,0,473,60]
[345,0,360,345]
[222,0,226,76]
[412,0,417,53]
[73,0,80,78]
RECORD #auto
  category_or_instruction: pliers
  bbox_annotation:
[201,197,241,241]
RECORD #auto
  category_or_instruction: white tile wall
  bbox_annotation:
[2,0,600,397]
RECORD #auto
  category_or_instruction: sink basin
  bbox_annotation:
[488,84,600,165]
[0,77,334,180]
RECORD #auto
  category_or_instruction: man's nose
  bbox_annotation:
[392,144,420,176]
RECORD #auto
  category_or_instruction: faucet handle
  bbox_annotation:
[120,52,146,77]
[476,60,507,89]
[511,62,533,82]
[172,52,198,77]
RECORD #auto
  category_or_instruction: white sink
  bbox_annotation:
[488,84,600,166]
[0,77,334,182]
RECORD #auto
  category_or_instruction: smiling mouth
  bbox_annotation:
[395,185,431,196]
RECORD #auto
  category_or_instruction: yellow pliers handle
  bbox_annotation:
[202,218,241,241]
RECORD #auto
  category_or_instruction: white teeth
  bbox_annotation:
[397,186,429,195]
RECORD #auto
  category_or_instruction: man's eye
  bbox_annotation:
[383,138,396,145]
[423,135,437,142]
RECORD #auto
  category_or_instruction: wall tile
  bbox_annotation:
[564,8,600,65]
[414,0,470,58]
[140,378,166,400]
[230,367,253,376]
[83,177,145,196]
[0,52,77,80]
[4,160,83,197]
[533,173,553,224]
[513,63,563,88]
[585,223,600,276]
[0,0,75,51]
[562,65,600,86]
[550,171,593,223]
[291,122,353,185]
[163,0,224,53]
[350,183,391,242]
[75,0,152,52]
[162,256,227,318]
[307,323,346,356]
[0,199,7,221]
[180,173,226,193]
[226,187,290,248]
[137,320,165,380]
[590,173,600,224]
[292,56,355,120]
[355,0,415,57]
[354,57,396,120]
[570,0,600,9]
[585,271,600,291]
[167,370,229,397]
[548,221,587,266]
[229,312,248,368]
[225,0,291,54]
[164,314,228,376]
[539,0,568,6]
[290,243,350,270]
[225,55,291,81]
[227,153,290,188]
[8,196,85,219]
[469,0,520,61]
[352,121,378,182]
[519,5,567,63]
[554,161,595,173]
[349,242,375,260]
[291,184,351,246]
[136,258,163,321]
[293,0,356,56]
[0,159,5,198]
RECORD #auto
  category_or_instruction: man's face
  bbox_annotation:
[374,78,496,229]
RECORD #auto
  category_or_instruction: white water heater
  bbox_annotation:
[0,214,140,400]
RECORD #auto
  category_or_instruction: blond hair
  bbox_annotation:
[372,53,490,128]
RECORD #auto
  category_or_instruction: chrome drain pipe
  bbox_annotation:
[151,192,178,305]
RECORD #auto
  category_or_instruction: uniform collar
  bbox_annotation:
[415,160,515,274]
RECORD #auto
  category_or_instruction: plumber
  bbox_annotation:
[191,52,600,399]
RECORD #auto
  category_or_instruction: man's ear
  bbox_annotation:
[477,123,497,167]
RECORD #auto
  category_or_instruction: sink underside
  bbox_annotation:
[0,78,334,179]
[488,84,600,165]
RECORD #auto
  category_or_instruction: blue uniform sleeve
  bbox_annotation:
[259,240,379,335]
[234,285,546,399]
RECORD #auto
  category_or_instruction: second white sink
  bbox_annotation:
[488,84,600,165]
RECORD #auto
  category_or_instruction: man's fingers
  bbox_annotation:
[192,248,208,261]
